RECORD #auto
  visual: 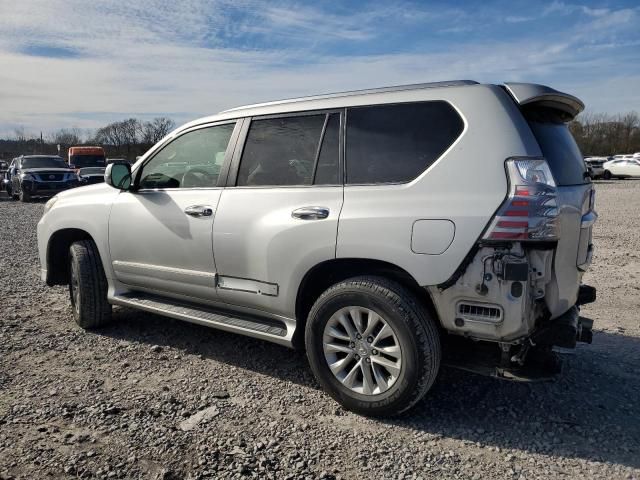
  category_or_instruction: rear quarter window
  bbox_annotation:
[345,101,464,184]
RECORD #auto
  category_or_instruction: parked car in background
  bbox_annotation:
[6,155,79,201]
[78,167,106,185]
[603,158,640,179]
[612,154,635,161]
[106,157,129,164]
[37,81,597,416]
[68,146,106,170]
[583,156,607,179]
[0,160,8,176]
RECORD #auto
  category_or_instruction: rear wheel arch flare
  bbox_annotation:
[293,258,440,348]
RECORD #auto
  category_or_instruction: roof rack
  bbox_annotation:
[221,80,479,113]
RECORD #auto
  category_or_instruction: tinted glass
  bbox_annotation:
[21,157,68,169]
[79,167,105,175]
[346,102,464,184]
[139,123,235,189]
[528,121,588,185]
[71,155,106,168]
[237,115,325,186]
[314,113,340,185]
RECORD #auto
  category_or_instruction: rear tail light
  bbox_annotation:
[483,158,558,242]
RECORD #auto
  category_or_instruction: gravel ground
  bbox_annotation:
[1,180,639,480]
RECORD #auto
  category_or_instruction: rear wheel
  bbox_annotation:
[603,170,612,180]
[69,239,112,328]
[305,276,441,416]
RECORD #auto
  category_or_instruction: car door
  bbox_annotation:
[212,111,343,318]
[625,160,640,177]
[108,121,239,302]
[609,160,624,176]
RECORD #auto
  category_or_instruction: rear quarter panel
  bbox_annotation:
[337,84,542,286]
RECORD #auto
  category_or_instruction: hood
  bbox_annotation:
[21,167,74,174]
[56,181,114,199]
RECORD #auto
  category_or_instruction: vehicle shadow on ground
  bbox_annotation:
[98,308,640,469]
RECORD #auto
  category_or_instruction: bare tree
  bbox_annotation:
[142,117,175,145]
[571,110,640,155]
[13,126,26,142]
[49,128,82,146]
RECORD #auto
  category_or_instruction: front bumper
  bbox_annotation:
[22,180,79,197]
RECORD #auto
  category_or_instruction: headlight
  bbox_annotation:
[44,196,59,214]
[64,173,79,181]
[21,173,35,181]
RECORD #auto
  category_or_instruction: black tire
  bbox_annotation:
[603,170,612,180]
[19,187,30,202]
[69,239,112,328]
[305,276,441,416]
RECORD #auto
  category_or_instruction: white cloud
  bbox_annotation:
[0,0,638,137]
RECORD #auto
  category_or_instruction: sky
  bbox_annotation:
[0,0,639,138]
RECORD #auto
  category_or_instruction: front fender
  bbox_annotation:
[37,184,120,284]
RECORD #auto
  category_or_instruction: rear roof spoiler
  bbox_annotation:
[503,82,585,121]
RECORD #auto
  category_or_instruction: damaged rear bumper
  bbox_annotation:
[532,305,593,348]
[444,284,596,381]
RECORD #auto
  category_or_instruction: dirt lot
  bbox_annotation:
[1,180,639,480]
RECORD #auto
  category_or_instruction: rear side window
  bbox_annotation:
[237,113,340,186]
[346,101,464,184]
[315,113,340,185]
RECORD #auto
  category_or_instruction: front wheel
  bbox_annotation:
[603,170,612,180]
[305,276,441,416]
[69,239,112,328]
[19,187,30,202]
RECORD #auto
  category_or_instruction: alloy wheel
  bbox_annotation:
[322,306,403,395]
[70,259,80,315]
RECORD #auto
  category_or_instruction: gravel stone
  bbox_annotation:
[0,181,639,479]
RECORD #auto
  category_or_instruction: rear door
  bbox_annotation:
[622,160,640,177]
[212,111,343,318]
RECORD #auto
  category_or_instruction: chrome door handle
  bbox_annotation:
[292,206,330,220]
[184,205,214,217]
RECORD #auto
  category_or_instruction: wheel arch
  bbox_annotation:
[46,228,95,285]
[293,258,440,348]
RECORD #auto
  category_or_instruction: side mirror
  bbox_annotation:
[105,162,132,190]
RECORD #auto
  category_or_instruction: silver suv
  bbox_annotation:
[37,81,597,416]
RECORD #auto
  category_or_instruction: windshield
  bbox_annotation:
[71,155,106,168]
[22,157,68,169]
[79,167,105,175]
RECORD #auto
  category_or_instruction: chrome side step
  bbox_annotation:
[111,292,291,346]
